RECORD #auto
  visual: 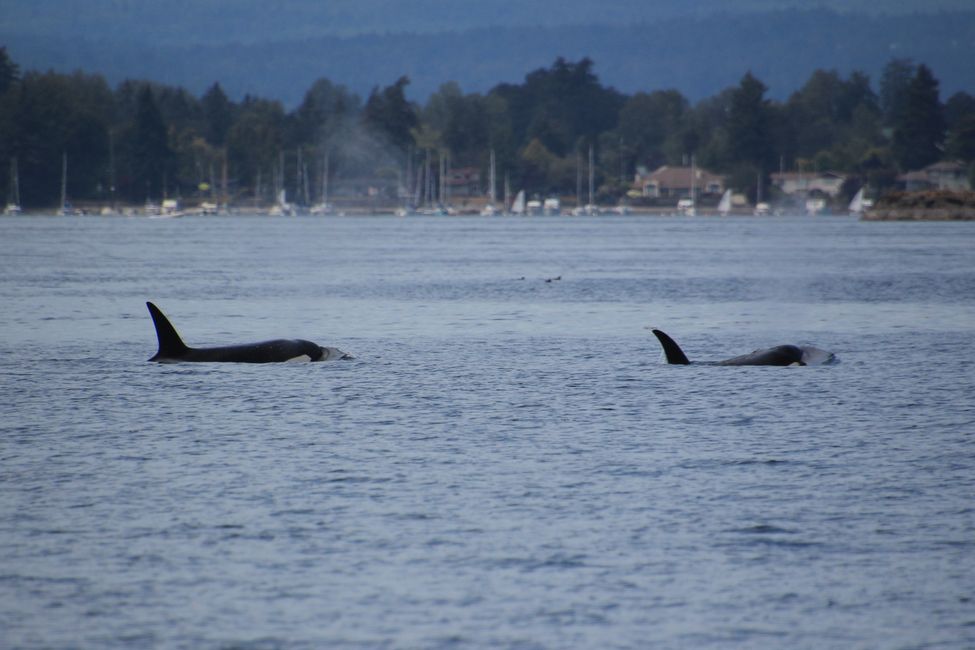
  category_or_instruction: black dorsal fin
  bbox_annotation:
[147,302,189,360]
[651,328,691,365]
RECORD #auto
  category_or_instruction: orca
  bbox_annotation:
[650,328,835,366]
[146,302,352,363]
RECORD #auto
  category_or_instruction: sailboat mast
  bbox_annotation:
[296,148,303,205]
[576,150,582,207]
[108,131,116,208]
[61,152,67,208]
[322,151,329,205]
[424,149,432,207]
[588,145,594,207]
[11,157,19,206]
[405,145,413,206]
[489,149,496,205]
[439,151,446,206]
[221,151,228,206]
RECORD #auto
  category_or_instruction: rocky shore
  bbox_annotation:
[863,190,975,221]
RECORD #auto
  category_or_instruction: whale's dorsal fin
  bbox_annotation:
[651,328,691,365]
[147,302,189,360]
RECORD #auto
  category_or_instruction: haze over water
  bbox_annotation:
[1,214,973,648]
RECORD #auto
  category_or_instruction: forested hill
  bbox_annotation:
[4,9,975,106]
[2,0,969,43]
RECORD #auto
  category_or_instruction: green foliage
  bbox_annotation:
[293,79,360,148]
[947,116,975,163]
[618,90,689,169]
[775,70,884,177]
[7,70,112,206]
[892,64,946,171]
[880,59,916,127]
[0,47,19,96]
[944,92,975,163]
[201,83,234,147]
[943,92,975,130]
[362,76,418,155]
[118,85,173,201]
[494,58,623,158]
[420,82,493,170]
[726,72,774,174]
[226,97,286,196]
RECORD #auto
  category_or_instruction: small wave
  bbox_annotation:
[727,524,797,535]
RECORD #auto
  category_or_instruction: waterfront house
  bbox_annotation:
[898,161,971,191]
[446,167,481,198]
[770,170,846,198]
[635,165,724,200]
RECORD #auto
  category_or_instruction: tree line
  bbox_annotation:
[1,47,973,209]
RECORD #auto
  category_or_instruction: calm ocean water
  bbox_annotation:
[1,213,973,649]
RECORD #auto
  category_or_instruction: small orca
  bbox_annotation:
[146,302,352,363]
[650,328,835,366]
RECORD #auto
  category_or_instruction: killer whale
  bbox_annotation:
[146,302,352,363]
[651,328,835,366]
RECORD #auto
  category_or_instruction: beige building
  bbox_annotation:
[898,161,970,191]
[770,171,847,198]
[635,165,725,199]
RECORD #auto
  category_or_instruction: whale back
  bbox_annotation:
[717,344,804,366]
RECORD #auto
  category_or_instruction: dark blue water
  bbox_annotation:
[1,214,974,649]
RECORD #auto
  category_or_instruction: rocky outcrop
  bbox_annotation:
[862,190,975,221]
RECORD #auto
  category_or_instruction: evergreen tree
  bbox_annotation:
[946,116,975,163]
[362,76,417,154]
[293,78,360,147]
[201,82,234,147]
[618,90,689,169]
[507,58,623,157]
[727,72,772,170]
[0,47,19,96]
[892,64,945,171]
[879,59,915,128]
[944,91,975,164]
[130,85,172,200]
[944,92,975,132]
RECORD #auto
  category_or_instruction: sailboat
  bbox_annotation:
[4,157,21,215]
[269,189,296,216]
[584,145,598,215]
[848,187,872,215]
[511,190,526,216]
[481,149,499,216]
[310,151,333,215]
[57,153,80,215]
[268,153,296,216]
[717,189,732,216]
[678,156,697,216]
[754,170,770,215]
[573,146,599,215]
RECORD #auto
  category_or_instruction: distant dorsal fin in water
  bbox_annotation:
[651,328,691,365]
[147,301,190,361]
